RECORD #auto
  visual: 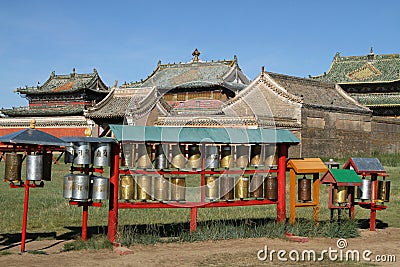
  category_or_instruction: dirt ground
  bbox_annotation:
[0,228,399,267]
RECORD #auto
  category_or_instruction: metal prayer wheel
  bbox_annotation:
[73,142,91,165]
[187,145,201,169]
[137,175,152,200]
[122,143,136,168]
[220,145,233,168]
[63,173,74,199]
[220,175,234,200]
[42,153,52,181]
[265,175,278,200]
[154,175,169,201]
[137,144,152,169]
[26,154,43,181]
[119,175,135,200]
[298,177,311,202]
[205,146,220,169]
[235,176,249,199]
[170,177,186,201]
[357,179,371,200]
[92,143,111,167]
[378,180,391,202]
[236,145,249,169]
[250,174,264,198]
[333,186,348,204]
[205,175,219,201]
[64,143,75,164]
[91,176,109,200]
[155,144,169,170]
[171,144,186,169]
[250,144,263,166]
[72,174,90,201]
[4,152,22,182]
[265,145,277,166]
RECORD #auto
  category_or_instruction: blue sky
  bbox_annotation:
[0,0,399,109]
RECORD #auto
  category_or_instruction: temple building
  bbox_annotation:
[312,49,400,116]
[0,69,109,137]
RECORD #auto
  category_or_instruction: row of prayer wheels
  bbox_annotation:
[122,144,278,169]
[4,152,53,182]
[64,142,112,167]
[63,173,110,202]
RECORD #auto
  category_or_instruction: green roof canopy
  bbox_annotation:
[109,125,300,144]
[320,169,362,186]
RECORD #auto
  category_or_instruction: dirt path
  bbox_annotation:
[1,228,399,266]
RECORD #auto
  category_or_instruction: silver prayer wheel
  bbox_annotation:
[122,143,136,168]
[64,143,75,164]
[72,174,90,201]
[91,176,109,200]
[26,154,43,181]
[137,175,152,200]
[220,145,233,169]
[205,175,219,201]
[137,144,152,169]
[298,177,311,202]
[250,144,263,166]
[187,145,201,169]
[205,146,220,169]
[63,173,74,199]
[155,144,169,170]
[73,142,91,165]
[235,176,249,199]
[92,143,111,167]
[42,153,52,181]
[171,144,186,169]
[4,152,22,182]
[250,174,264,198]
[220,175,234,200]
[378,180,390,202]
[265,175,278,200]
[333,186,348,204]
[119,175,135,200]
[170,177,186,201]
[236,145,249,169]
[154,175,169,201]
[357,179,371,200]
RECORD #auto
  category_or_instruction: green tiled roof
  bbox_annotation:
[351,93,400,107]
[1,105,85,117]
[313,52,400,83]
[330,169,362,184]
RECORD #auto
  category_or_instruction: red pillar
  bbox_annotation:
[190,207,198,233]
[277,144,288,223]
[82,205,88,240]
[21,182,30,253]
[108,143,120,243]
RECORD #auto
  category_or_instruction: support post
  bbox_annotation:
[313,173,319,225]
[21,182,30,253]
[277,144,288,223]
[370,174,378,231]
[190,207,198,233]
[289,169,296,224]
[108,143,120,243]
[82,205,88,241]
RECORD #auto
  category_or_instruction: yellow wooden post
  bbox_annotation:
[313,173,320,225]
[289,169,297,224]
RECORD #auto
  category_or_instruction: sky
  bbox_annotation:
[0,0,399,109]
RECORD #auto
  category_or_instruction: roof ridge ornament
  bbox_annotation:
[192,48,200,62]
[368,47,375,61]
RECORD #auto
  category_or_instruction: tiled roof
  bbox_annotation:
[313,52,400,83]
[351,93,400,107]
[1,105,85,117]
[16,69,109,94]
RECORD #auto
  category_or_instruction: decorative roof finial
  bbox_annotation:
[30,119,36,129]
[192,48,200,62]
[370,47,374,54]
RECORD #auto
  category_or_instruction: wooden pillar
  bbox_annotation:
[108,143,120,243]
[277,144,288,223]
[312,173,320,225]
[370,174,378,231]
[289,169,296,224]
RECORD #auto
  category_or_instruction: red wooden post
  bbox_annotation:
[370,174,378,231]
[20,182,30,253]
[277,144,288,223]
[190,207,198,233]
[108,143,120,243]
[82,205,88,241]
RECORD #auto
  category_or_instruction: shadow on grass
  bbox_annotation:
[357,219,388,229]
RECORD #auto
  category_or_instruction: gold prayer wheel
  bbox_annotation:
[220,145,233,168]
[137,175,152,200]
[333,186,348,204]
[264,175,278,200]
[205,175,219,201]
[171,144,186,169]
[119,175,135,200]
[250,174,264,198]
[235,175,249,199]
[187,145,201,169]
[298,177,311,202]
[170,177,186,201]
[4,152,22,182]
[154,175,169,201]
[265,145,277,166]
[220,175,234,200]
[236,145,249,169]
[377,180,391,202]
[250,144,263,166]
[137,144,152,169]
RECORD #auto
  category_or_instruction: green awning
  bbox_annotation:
[320,169,363,186]
[109,125,300,144]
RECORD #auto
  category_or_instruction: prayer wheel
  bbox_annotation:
[137,144,152,169]
[205,175,219,201]
[91,176,109,200]
[170,177,186,201]
[264,145,277,166]
[26,154,43,181]
[64,143,75,164]
[220,145,233,168]
[4,152,22,182]
[250,144,263,166]
[357,179,371,200]
[265,175,278,200]
[63,173,74,199]
[73,142,91,165]
[154,175,169,201]
[250,174,264,198]
[333,186,348,204]
[205,146,220,169]
[137,175,152,200]
[171,144,186,169]
[187,145,201,169]
[122,143,135,168]
[298,177,311,202]
[42,153,52,181]
[236,145,249,169]
[378,180,391,202]
[235,176,249,199]
[220,175,234,200]
[72,174,90,201]
[155,144,169,170]
[119,175,135,200]
[92,143,111,167]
